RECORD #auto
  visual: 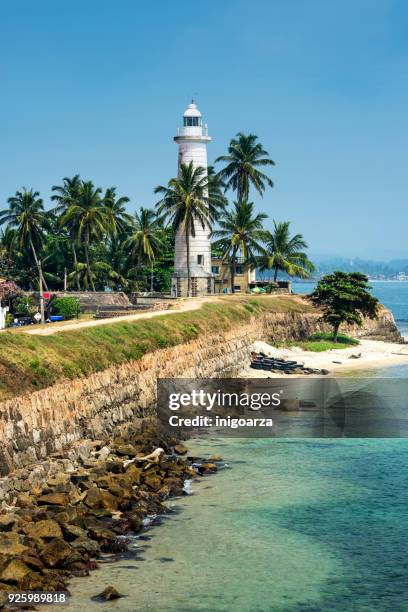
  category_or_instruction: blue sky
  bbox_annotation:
[1,0,407,259]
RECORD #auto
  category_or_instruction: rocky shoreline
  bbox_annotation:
[0,425,219,610]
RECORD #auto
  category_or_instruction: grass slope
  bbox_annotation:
[274,332,359,352]
[0,296,313,401]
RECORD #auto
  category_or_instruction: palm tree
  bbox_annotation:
[155,162,215,296]
[103,187,133,235]
[125,208,164,292]
[60,181,109,291]
[207,165,228,217]
[212,201,268,293]
[51,175,82,289]
[0,188,49,290]
[215,133,275,203]
[261,221,315,281]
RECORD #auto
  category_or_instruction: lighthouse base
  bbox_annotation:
[171,272,215,298]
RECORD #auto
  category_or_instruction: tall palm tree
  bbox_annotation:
[51,175,82,289]
[60,181,109,291]
[155,162,215,296]
[125,208,164,292]
[207,165,228,217]
[103,187,133,235]
[215,133,275,203]
[0,188,49,290]
[212,201,268,293]
[261,221,315,281]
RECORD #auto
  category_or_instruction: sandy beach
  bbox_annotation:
[241,339,408,377]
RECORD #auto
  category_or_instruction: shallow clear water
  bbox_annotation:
[60,434,408,612]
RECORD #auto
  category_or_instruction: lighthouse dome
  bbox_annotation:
[183,100,202,117]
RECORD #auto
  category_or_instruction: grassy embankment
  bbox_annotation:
[0,296,313,401]
[273,331,359,352]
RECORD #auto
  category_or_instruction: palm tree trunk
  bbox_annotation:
[29,237,49,292]
[332,322,341,343]
[186,229,191,297]
[71,241,81,291]
[150,261,154,293]
[274,266,279,282]
[84,233,95,291]
[230,259,236,293]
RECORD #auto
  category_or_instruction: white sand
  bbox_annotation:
[242,339,408,377]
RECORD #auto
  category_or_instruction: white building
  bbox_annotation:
[171,101,214,297]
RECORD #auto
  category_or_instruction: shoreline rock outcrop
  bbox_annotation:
[0,427,219,610]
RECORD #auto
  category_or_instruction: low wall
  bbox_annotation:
[0,306,402,503]
[52,291,132,313]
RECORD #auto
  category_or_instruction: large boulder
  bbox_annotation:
[174,443,188,455]
[61,524,88,541]
[0,532,28,556]
[37,492,70,507]
[71,537,101,557]
[25,519,63,540]
[0,514,19,532]
[94,586,124,601]
[143,474,162,491]
[84,487,118,510]
[40,538,77,568]
[0,559,31,584]
[114,444,139,457]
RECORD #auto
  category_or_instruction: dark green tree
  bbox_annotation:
[103,187,133,235]
[310,272,379,342]
[212,201,268,293]
[0,188,49,290]
[60,181,110,291]
[215,133,275,203]
[260,221,315,281]
[51,175,82,289]
[125,208,164,292]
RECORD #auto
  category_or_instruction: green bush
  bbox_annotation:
[54,297,80,320]
[5,313,14,327]
[15,296,36,316]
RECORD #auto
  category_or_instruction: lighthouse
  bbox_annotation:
[171,100,214,297]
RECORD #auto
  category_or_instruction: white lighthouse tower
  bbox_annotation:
[171,100,214,297]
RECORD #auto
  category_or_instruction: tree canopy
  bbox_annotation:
[310,272,379,341]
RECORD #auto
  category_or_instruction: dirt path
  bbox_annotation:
[22,296,222,336]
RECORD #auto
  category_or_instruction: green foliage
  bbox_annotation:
[15,296,36,316]
[5,313,14,327]
[53,297,80,319]
[310,272,379,341]
[260,221,315,281]
[215,133,275,202]
[274,332,359,352]
[0,131,284,296]
[211,201,268,293]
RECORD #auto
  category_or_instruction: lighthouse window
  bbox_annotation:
[183,116,202,127]
[197,254,204,265]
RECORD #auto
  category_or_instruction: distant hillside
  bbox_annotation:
[257,257,408,280]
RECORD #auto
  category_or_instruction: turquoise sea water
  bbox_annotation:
[55,284,408,612]
[62,435,408,612]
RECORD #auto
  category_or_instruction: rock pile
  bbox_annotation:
[0,428,218,609]
[250,352,330,375]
